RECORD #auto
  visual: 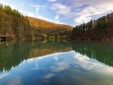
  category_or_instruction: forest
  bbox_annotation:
[0,4,72,41]
[1,3,113,42]
[71,13,113,41]
[0,4,31,40]
[27,17,72,40]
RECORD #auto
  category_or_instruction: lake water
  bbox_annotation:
[0,41,113,85]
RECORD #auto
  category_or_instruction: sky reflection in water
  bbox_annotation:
[0,51,113,85]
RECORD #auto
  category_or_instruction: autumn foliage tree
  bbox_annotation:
[27,17,72,39]
[0,4,32,40]
[0,3,73,41]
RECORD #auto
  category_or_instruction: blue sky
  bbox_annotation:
[0,0,113,26]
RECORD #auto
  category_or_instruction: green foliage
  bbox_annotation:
[71,13,113,41]
[87,20,93,29]
[0,4,3,10]
[0,3,72,40]
[12,9,21,17]
[4,5,12,14]
[96,18,108,29]
[3,5,21,18]
[0,3,32,40]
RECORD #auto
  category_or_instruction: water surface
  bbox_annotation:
[0,41,113,85]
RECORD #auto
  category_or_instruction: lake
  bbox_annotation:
[0,41,113,85]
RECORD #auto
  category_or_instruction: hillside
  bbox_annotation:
[27,16,73,39]
[71,13,113,41]
[27,16,72,30]
[0,3,73,41]
[0,4,32,40]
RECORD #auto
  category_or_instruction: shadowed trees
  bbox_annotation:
[71,13,113,41]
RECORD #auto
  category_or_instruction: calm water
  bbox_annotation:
[0,41,113,85]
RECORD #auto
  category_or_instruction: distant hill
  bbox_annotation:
[27,16,72,31]
[27,16,73,40]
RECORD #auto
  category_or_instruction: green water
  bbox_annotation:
[0,41,113,85]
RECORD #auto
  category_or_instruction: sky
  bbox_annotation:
[0,0,113,26]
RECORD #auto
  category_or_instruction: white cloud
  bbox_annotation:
[73,2,113,24]
[51,61,70,72]
[29,4,65,24]
[31,4,46,15]
[47,0,57,2]
[55,15,60,20]
[9,76,22,85]
[74,52,113,74]
[35,15,64,24]
[75,15,91,24]
[49,0,113,25]
[0,73,10,79]
[1,0,113,26]
[51,3,71,16]
[44,73,55,79]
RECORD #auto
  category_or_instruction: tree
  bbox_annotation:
[12,9,21,17]
[0,4,3,10]
[4,5,12,14]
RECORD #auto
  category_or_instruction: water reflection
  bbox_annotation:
[0,41,113,85]
[0,51,113,85]
[72,41,113,66]
[1,40,113,72]
[0,41,71,71]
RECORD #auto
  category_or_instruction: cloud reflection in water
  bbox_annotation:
[0,51,113,85]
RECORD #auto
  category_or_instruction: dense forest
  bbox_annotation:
[0,4,32,40]
[2,3,113,41]
[0,4,72,41]
[27,17,72,40]
[71,13,113,41]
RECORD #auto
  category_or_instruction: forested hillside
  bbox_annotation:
[0,3,72,41]
[71,13,113,41]
[0,4,32,40]
[27,17,72,40]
